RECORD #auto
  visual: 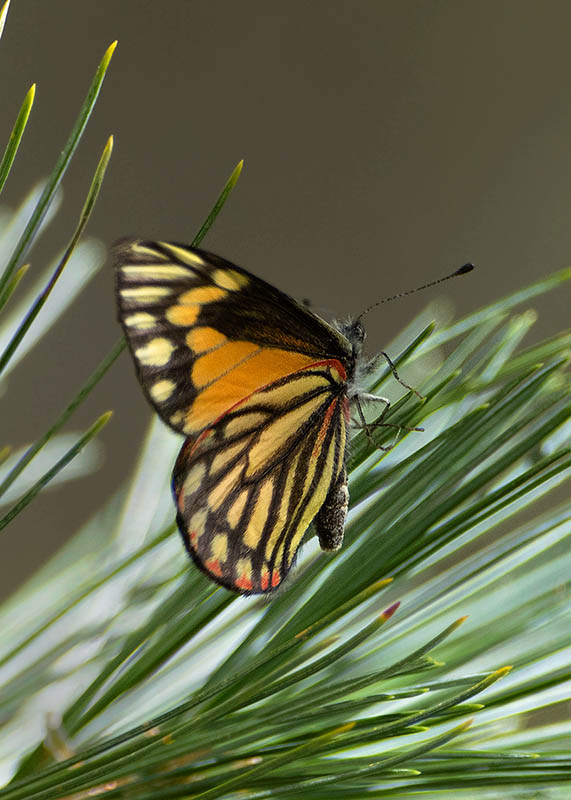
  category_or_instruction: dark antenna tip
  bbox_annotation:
[357,261,475,321]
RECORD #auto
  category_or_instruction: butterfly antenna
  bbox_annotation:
[357,262,474,321]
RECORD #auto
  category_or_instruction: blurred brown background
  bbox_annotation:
[1,1,570,601]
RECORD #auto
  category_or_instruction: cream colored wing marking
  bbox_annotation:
[114,239,325,436]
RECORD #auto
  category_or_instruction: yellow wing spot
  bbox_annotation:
[260,374,331,409]
[227,488,249,528]
[187,508,208,544]
[295,429,322,505]
[274,537,287,572]
[264,450,299,561]
[211,268,250,290]
[131,242,170,259]
[165,304,200,326]
[179,286,227,305]
[208,462,243,512]
[338,409,347,460]
[182,461,207,502]
[159,243,206,268]
[149,379,176,403]
[210,533,228,563]
[192,341,260,389]
[186,326,227,354]
[124,312,157,330]
[236,557,253,577]
[246,395,325,477]
[135,337,174,367]
[328,363,345,383]
[244,478,274,549]
[224,412,268,438]
[211,441,246,475]
[170,410,185,427]
[122,264,192,280]
[121,286,172,302]
[286,435,338,566]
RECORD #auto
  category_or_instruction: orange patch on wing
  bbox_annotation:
[185,349,319,433]
[312,398,338,458]
[179,286,226,304]
[186,326,227,353]
[166,304,200,326]
[192,341,261,388]
[205,558,223,577]
[260,569,270,591]
[271,570,282,588]
[190,530,198,545]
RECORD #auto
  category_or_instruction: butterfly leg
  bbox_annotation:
[355,394,401,451]
[379,351,424,400]
[356,393,424,451]
[314,466,348,552]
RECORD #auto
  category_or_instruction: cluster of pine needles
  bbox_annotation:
[0,9,570,798]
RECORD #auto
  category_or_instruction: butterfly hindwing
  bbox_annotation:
[114,240,352,438]
[172,363,349,593]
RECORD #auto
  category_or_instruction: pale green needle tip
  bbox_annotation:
[0,0,11,41]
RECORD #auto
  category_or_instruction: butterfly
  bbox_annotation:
[114,240,425,594]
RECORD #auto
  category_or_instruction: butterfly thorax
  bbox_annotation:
[332,317,371,397]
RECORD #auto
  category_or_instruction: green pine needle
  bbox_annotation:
[0,14,570,799]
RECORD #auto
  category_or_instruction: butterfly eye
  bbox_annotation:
[350,320,366,344]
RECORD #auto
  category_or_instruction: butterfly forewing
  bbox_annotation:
[173,364,348,593]
[115,240,351,438]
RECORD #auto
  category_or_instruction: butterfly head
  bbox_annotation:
[332,317,369,388]
[335,317,366,359]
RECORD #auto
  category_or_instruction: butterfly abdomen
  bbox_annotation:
[314,466,349,552]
